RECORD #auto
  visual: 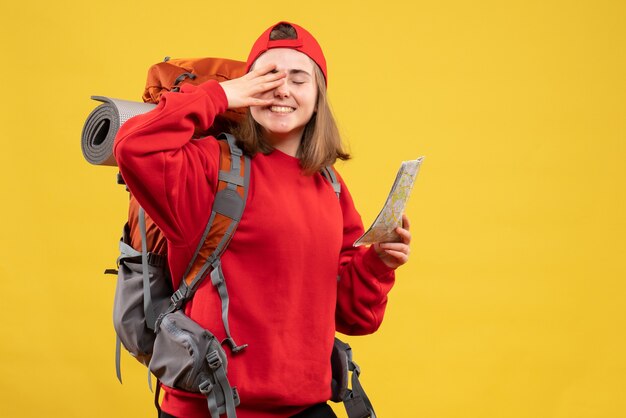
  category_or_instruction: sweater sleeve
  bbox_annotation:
[113,80,227,253]
[334,172,396,336]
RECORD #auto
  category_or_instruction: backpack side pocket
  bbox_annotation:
[113,225,172,366]
[150,311,240,416]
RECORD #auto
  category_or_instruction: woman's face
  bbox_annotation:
[250,48,318,147]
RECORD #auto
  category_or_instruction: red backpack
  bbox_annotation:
[107,56,375,418]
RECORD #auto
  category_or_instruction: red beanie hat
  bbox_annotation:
[245,21,328,85]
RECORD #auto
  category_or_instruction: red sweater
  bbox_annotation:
[113,80,395,418]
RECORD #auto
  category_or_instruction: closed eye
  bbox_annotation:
[289,69,312,85]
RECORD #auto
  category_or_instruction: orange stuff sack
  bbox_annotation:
[142,57,247,136]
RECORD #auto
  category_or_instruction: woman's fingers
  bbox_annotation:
[396,227,411,244]
[376,214,413,268]
[382,249,409,265]
[395,214,411,245]
[379,242,410,255]
[402,214,410,231]
[250,64,286,88]
[220,63,288,109]
[250,63,278,76]
[257,77,286,93]
[374,241,410,269]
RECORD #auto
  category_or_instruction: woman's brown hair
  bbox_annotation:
[234,24,350,175]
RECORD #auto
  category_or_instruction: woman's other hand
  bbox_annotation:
[373,214,412,269]
[219,64,286,109]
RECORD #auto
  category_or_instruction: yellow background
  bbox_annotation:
[1,0,625,417]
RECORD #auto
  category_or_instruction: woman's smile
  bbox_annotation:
[269,105,296,114]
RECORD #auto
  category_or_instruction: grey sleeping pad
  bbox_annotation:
[82,96,156,166]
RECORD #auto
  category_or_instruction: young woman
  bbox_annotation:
[114,21,411,418]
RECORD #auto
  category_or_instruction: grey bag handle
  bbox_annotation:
[139,207,158,331]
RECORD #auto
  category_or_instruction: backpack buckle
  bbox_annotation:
[199,380,214,395]
[230,146,242,157]
[206,350,222,370]
[170,289,185,309]
[232,387,240,404]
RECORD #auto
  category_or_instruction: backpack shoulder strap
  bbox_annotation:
[321,166,341,199]
[332,338,377,418]
[159,133,250,352]
[321,173,377,417]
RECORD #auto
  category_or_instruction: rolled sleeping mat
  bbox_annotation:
[81,96,156,166]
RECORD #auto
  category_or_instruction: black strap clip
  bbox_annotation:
[171,72,197,92]
[170,289,186,309]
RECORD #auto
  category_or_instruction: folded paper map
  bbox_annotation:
[354,157,424,246]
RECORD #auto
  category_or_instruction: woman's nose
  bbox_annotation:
[274,78,289,98]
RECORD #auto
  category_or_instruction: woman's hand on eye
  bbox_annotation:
[373,214,412,269]
[219,64,286,109]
